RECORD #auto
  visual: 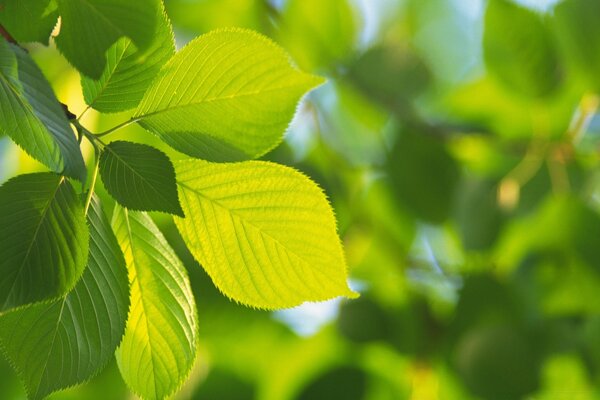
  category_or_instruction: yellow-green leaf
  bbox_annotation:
[175,159,357,309]
[134,28,324,162]
[112,206,198,400]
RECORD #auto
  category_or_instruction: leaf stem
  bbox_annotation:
[96,118,138,138]
[84,150,100,215]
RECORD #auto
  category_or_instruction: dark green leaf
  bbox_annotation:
[0,0,58,44]
[387,130,460,224]
[0,197,129,400]
[55,0,160,79]
[0,40,86,181]
[99,141,183,216]
[81,4,175,112]
[0,173,89,311]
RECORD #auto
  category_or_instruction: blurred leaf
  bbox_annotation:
[453,324,541,399]
[314,82,391,167]
[99,141,183,216]
[553,0,600,90]
[81,4,174,113]
[0,173,88,311]
[347,43,431,109]
[55,0,160,79]
[112,207,198,400]
[174,159,357,309]
[134,28,323,162]
[455,178,505,251]
[296,366,367,400]
[483,0,562,98]
[0,197,129,400]
[0,40,86,181]
[278,0,357,72]
[387,130,460,224]
[0,0,58,44]
[337,297,391,343]
[165,0,267,34]
[495,196,600,273]
[192,369,256,400]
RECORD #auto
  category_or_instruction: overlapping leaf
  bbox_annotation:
[99,141,183,216]
[81,4,175,112]
[0,40,86,181]
[175,159,357,309]
[55,0,160,79]
[0,173,88,311]
[0,0,58,44]
[134,28,324,162]
[0,197,129,400]
[112,207,198,400]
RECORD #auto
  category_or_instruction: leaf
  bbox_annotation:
[553,0,600,90]
[55,0,160,79]
[134,28,324,162]
[0,0,58,44]
[483,0,562,98]
[0,197,129,400]
[81,4,175,113]
[0,40,86,181]
[387,130,460,224]
[278,0,357,71]
[0,173,89,311]
[112,206,198,400]
[99,141,183,216]
[174,159,357,309]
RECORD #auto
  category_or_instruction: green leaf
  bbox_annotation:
[387,130,460,224]
[99,141,183,216]
[0,40,86,181]
[483,0,562,98]
[278,0,357,71]
[0,0,58,44]
[174,159,357,309]
[0,173,89,311]
[55,0,160,79]
[0,197,129,400]
[81,4,175,113]
[134,28,324,162]
[553,0,600,90]
[112,206,198,400]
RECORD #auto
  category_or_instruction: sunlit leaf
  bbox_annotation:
[175,159,357,309]
[134,28,324,162]
[112,207,198,400]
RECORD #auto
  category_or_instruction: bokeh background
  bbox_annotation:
[3,0,600,398]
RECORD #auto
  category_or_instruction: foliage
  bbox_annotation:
[3,0,600,399]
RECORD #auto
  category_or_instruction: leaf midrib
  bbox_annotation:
[134,80,314,122]
[122,209,160,400]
